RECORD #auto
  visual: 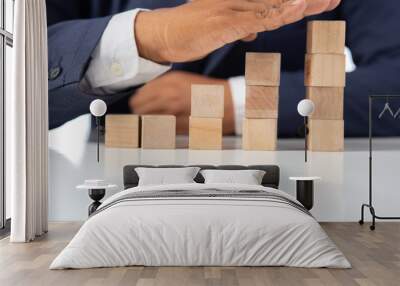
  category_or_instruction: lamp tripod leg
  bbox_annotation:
[305,117,308,163]
[96,117,100,163]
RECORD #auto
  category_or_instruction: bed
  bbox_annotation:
[50,165,350,269]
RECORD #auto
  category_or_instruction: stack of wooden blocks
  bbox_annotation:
[243,53,281,150]
[189,84,224,150]
[305,21,346,151]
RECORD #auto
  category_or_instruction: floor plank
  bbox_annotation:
[0,222,399,286]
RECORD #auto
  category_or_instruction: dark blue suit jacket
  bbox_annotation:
[47,0,400,137]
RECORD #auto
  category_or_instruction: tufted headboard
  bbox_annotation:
[123,165,280,189]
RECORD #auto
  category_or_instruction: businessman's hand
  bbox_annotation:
[305,0,341,15]
[129,71,235,135]
[135,0,341,63]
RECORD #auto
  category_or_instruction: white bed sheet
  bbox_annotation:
[50,183,350,269]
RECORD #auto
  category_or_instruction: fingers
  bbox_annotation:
[131,94,169,114]
[304,0,329,16]
[212,0,307,45]
[222,0,269,13]
[236,0,307,32]
[207,13,263,46]
[278,0,308,26]
[304,0,341,16]
[326,0,341,11]
[129,89,159,111]
[131,89,189,115]
[132,101,162,114]
[222,0,337,35]
[241,33,258,42]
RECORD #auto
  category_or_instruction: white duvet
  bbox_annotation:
[50,183,350,269]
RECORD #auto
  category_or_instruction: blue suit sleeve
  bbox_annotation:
[48,17,133,129]
[48,17,111,92]
[47,1,133,129]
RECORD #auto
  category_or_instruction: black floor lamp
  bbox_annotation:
[297,99,315,162]
[89,100,107,162]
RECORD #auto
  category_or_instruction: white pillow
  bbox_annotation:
[135,167,201,186]
[200,169,266,185]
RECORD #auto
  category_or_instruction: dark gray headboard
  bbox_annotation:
[123,165,280,189]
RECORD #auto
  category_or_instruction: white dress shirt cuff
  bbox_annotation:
[228,76,246,135]
[83,9,170,94]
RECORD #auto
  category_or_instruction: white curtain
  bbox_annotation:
[9,0,48,242]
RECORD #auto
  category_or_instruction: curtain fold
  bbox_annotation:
[9,0,48,242]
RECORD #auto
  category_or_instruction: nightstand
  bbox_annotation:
[76,180,117,216]
[289,177,321,210]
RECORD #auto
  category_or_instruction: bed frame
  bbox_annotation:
[123,165,280,189]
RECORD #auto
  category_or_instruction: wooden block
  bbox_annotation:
[308,119,344,152]
[245,86,279,118]
[141,115,176,149]
[245,53,281,86]
[189,117,222,150]
[307,87,344,120]
[105,115,139,148]
[242,119,277,151]
[191,84,224,118]
[307,21,346,54]
[305,54,346,87]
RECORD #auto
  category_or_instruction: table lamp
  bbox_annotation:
[297,99,315,162]
[89,99,107,162]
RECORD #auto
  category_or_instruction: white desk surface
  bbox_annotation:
[48,115,400,222]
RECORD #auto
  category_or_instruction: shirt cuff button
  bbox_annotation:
[110,62,124,77]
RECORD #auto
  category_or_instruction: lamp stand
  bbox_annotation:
[304,116,308,163]
[96,117,100,163]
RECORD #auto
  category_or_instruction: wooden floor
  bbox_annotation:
[0,222,399,286]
